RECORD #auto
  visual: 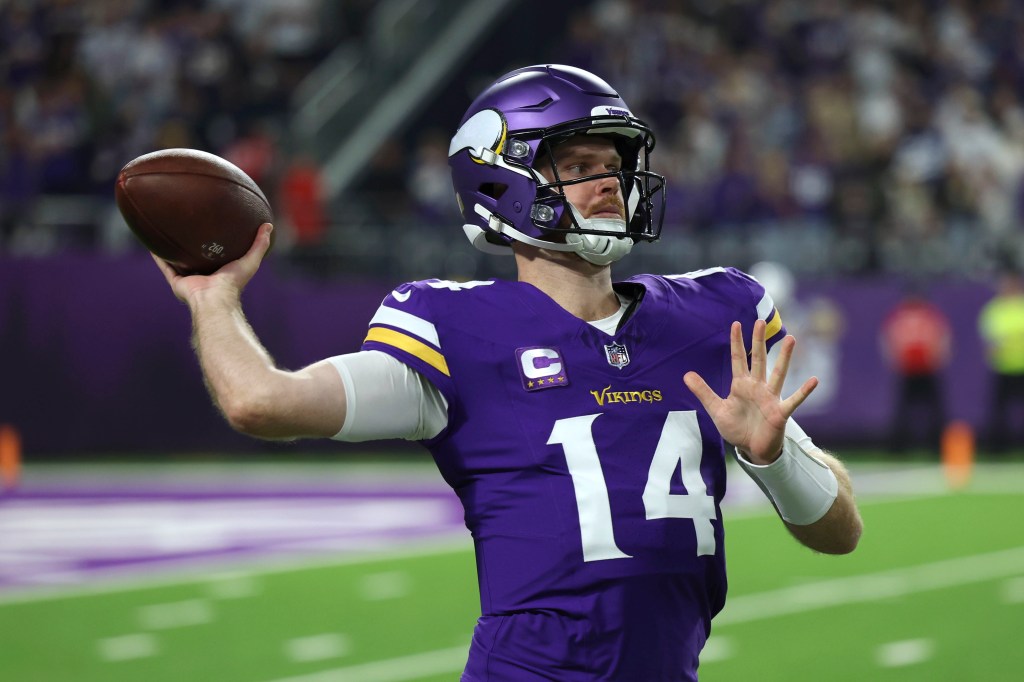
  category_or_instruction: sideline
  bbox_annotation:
[0,533,472,607]
[3,465,1021,606]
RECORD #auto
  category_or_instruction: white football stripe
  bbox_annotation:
[369,306,440,347]
[756,291,775,321]
[666,267,727,280]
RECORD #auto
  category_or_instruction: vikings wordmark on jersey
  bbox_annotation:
[361,268,784,680]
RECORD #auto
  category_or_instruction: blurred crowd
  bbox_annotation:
[0,0,367,252]
[4,0,1024,276]
[401,0,1024,275]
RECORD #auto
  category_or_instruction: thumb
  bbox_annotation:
[684,371,722,414]
[240,223,274,264]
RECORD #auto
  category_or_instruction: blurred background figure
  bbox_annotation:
[879,285,952,454]
[749,260,844,416]
[978,269,1024,454]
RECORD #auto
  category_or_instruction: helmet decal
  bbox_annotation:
[591,105,633,119]
[448,109,507,165]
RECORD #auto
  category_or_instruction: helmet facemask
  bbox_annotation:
[509,120,665,264]
[528,119,664,241]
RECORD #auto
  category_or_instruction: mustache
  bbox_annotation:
[590,197,626,219]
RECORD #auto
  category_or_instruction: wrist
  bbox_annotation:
[734,432,838,526]
[736,444,783,466]
[186,284,241,313]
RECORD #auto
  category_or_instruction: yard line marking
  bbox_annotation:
[206,572,261,600]
[266,645,468,682]
[359,571,411,601]
[1002,576,1024,604]
[285,634,352,663]
[138,599,213,629]
[875,638,935,667]
[96,633,158,662]
[699,635,735,663]
[716,545,1024,625]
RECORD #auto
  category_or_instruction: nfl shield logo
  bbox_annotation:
[604,342,630,369]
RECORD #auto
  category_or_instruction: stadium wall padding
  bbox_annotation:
[0,254,997,456]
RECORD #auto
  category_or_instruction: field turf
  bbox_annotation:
[0,458,1021,681]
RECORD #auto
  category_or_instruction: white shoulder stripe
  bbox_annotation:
[368,305,440,347]
[756,292,776,320]
[665,267,727,280]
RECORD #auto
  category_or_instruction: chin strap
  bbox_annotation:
[565,232,633,265]
[467,202,634,265]
[565,206,633,266]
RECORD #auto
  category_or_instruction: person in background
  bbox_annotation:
[978,269,1024,453]
[880,286,952,454]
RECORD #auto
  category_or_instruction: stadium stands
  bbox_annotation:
[3,0,1024,280]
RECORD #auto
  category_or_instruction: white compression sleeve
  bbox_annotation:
[734,419,839,526]
[327,351,448,442]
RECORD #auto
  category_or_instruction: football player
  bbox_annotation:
[153,65,863,681]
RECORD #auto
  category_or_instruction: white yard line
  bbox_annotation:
[715,545,1024,625]
[266,645,470,682]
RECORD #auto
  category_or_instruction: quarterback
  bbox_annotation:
[153,65,862,680]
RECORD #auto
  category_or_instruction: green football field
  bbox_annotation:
[1,458,1022,681]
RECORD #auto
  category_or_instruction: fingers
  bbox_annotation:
[749,319,767,382]
[729,321,748,379]
[781,376,819,416]
[226,223,273,278]
[768,335,796,394]
[150,252,178,281]
[244,223,274,262]
[684,371,722,414]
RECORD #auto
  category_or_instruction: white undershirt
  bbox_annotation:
[328,293,632,442]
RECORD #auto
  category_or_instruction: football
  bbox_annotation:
[115,148,274,275]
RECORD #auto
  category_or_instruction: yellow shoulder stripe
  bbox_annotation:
[364,327,450,377]
[765,308,783,340]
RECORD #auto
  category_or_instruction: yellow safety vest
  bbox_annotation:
[979,294,1024,374]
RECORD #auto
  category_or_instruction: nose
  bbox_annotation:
[592,173,619,195]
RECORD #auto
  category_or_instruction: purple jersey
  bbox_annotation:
[361,268,785,681]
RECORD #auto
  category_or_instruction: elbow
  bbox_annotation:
[820,516,864,556]
[843,517,865,554]
[826,529,861,555]
[219,391,282,439]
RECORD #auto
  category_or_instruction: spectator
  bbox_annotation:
[880,287,952,453]
[978,269,1024,453]
[278,152,327,248]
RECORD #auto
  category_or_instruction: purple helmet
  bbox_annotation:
[448,64,666,265]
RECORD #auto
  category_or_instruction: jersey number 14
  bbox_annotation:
[548,410,716,562]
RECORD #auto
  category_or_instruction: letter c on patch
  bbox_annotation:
[520,348,562,379]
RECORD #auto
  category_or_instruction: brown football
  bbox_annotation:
[115,148,273,275]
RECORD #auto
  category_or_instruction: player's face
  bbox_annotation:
[538,136,626,221]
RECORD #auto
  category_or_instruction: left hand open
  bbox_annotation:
[683,320,818,465]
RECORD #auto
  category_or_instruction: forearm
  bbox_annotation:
[735,420,863,555]
[187,288,284,435]
[783,451,862,555]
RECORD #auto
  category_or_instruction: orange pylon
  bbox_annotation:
[940,420,974,490]
[0,424,22,491]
